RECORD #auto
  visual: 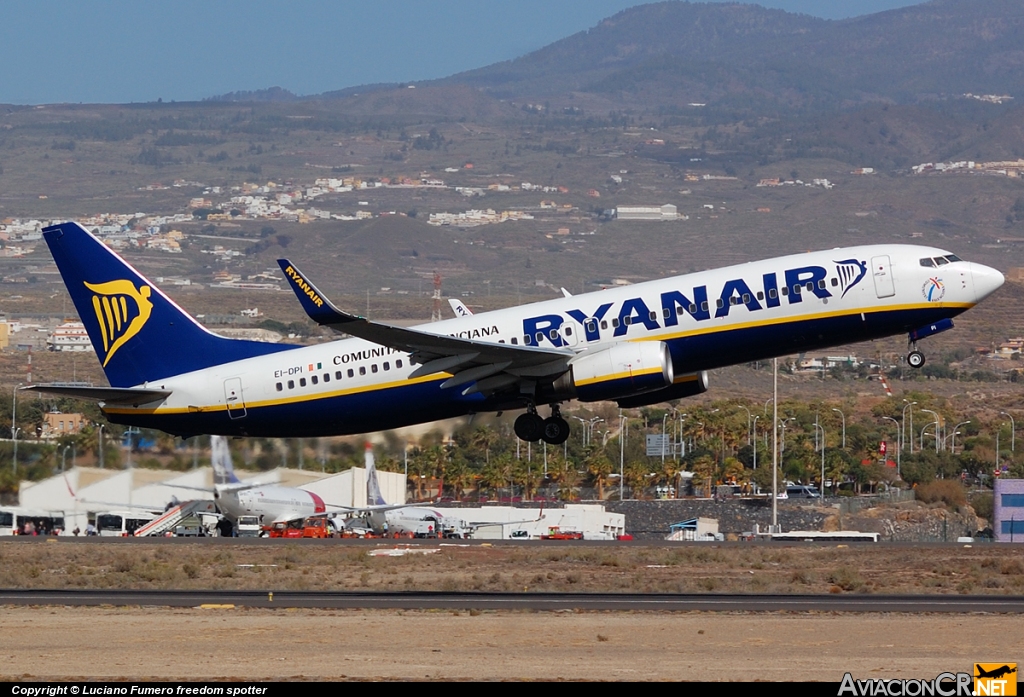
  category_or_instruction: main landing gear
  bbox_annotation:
[514,404,570,445]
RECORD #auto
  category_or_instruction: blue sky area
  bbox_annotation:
[0,0,928,104]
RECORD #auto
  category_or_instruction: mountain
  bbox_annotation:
[438,0,1024,112]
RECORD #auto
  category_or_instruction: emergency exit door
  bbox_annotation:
[870,255,895,298]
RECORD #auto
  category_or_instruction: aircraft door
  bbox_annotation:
[870,255,896,298]
[224,377,247,419]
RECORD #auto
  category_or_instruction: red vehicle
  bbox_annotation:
[265,516,336,539]
[540,526,583,540]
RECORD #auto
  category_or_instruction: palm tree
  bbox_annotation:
[584,447,613,500]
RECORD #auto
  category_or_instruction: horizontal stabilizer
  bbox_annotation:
[22,384,171,406]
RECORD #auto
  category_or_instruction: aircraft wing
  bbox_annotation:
[21,384,171,406]
[278,259,574,390]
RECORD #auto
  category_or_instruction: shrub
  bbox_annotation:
[915,480,966,508]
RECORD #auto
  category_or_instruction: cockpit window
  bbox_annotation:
[922,255,963,267]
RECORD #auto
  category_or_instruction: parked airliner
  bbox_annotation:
[27,222,1003,444]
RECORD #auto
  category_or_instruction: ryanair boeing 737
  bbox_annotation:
[26,222,1004,445]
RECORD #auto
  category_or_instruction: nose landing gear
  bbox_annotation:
[907,347,925,368]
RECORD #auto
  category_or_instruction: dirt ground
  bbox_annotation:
[0,607,1019,681]
[2,540,1023,595]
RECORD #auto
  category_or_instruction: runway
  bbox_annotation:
[2,588,1023,612]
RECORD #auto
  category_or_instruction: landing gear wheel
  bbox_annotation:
[907,350,925,368]
[541,416,571,445]
[514,412,544,442]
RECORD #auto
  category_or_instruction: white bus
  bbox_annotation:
[96,510,158,537]
[0,506,66,536]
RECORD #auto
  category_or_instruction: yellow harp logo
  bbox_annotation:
[84,279,154,367]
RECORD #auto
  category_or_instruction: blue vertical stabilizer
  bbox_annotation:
[43,222,297,387]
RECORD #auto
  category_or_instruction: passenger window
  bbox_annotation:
[511,337,518,345]
[817,280,826,290]
[585,320,596,333]
[623,316,631,326]
[548,329,558,340]
[524,335,532,345]
[831,278,839,287]
[611,318,619,328]
[323,373,330,383]
[700,301,709,312]
[792,285,801,295]
[600,320,608,330]
[769,289,778,299]
[276,382,283,392]
[729,296,738,306]
[536,332,544,343]
[347,369,354,378]
[359,366,366,376]
[756,292,764,301]
[716,298,724,309]
[499,339,505,344]
[396,359,403,368]
[649,311,657,321]
[564,326,573,336]
[742,293,751,304]
[781,286,788,296]
[336,371,343,380]
[383,362,390,371]
[299,378,307,387]
[288,380,294,389]
[311,375,318,385]
[688,303,697,314]
[372,364,378,373]
[662,307,671,319]
[920,258,936,268]
[806,282,814,291]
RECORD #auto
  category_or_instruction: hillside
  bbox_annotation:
[440,0,1024,114]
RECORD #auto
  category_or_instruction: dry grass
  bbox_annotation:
[2,540,1024,595]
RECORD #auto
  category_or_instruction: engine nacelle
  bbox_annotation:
[615,370,709,408]
[566,341,673,403]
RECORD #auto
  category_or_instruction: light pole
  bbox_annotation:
[61,445,71,472]
[882,416,900,476]
[814,423,825,498]
[832,408,846,449]
[98,423,104,469]
[661,413,668,466]
[619,414,627,501]
[903,401,917,454]
[752,415,760,469]
[1001,412,1015,452]
[950,420,970,455]
[11,383,22,475]
[921,409,939,453]
[736,404,752,445]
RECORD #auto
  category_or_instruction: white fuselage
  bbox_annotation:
[101,244,1004,437]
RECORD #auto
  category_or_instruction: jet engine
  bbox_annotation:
[615,370,709,408]
[559,341,674,403]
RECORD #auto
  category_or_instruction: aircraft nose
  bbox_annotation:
[970,263,1004,302]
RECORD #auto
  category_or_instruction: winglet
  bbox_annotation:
[277,259,357,327]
